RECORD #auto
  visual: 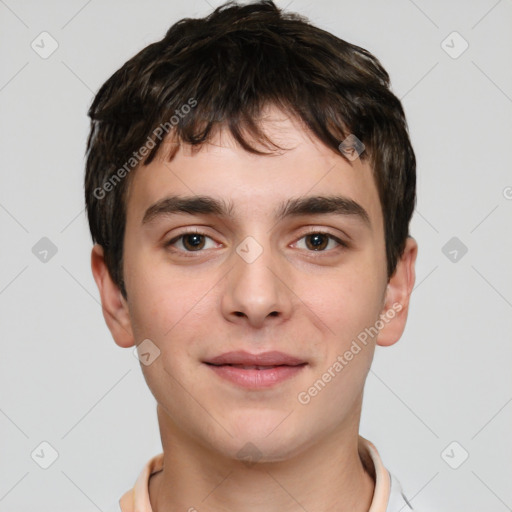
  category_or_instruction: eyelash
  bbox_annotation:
[165,228,349,256]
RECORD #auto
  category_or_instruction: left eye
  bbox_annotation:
[294,232,343,251]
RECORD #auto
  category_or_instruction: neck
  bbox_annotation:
[150,408,375,512]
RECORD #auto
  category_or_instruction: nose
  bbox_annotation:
[220,238,294,329]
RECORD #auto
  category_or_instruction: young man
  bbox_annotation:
[85,1,418,511]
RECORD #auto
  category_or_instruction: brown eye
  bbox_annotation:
[295,231,347,253]
[305,233,329,251]
[166,231,217,253]
[182,233,206,251]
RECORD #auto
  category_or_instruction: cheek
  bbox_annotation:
[297,273,382,412]
[303,263,384,344]
[129,282,198,342]
[126,255,217,349]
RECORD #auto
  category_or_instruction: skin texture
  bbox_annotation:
[91,107,418,512]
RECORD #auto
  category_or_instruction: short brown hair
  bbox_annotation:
[85,0,416,299]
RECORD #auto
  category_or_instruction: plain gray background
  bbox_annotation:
[1,0,511,511]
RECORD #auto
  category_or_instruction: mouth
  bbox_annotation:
[204,350,306,366]
[203,351,308,388]
[207,363,303,370]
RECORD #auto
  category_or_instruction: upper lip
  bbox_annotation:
[204,350,306,366]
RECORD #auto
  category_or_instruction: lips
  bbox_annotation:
[228,364,281,370]
[204,351,307,388]
[204,350,306,367]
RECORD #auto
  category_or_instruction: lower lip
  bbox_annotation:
[205,363,307,389]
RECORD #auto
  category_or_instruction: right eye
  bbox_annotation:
[165,230,220,253]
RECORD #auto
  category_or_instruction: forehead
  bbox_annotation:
[125,108,383,232]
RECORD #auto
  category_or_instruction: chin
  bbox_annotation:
[217,414,311,464]
[231,435,311,465]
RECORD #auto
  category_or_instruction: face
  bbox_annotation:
[95,107,416,462]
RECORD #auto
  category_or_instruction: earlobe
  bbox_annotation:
[376,237,418,347]
[90,244,136,348]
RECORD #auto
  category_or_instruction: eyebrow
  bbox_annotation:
[142,194,371,228]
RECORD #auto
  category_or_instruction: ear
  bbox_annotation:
[376,236,418,347]
[90,244,135,348]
